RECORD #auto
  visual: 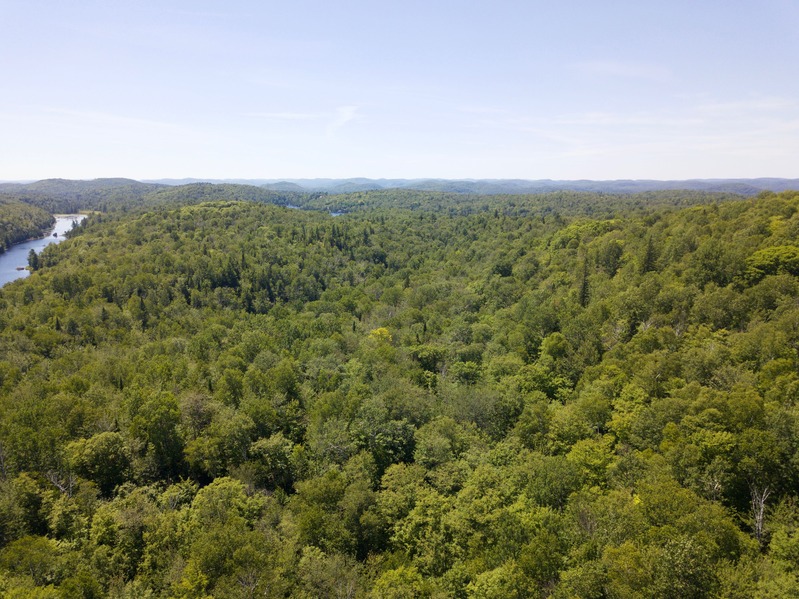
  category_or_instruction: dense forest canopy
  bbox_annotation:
[0,183,799,597]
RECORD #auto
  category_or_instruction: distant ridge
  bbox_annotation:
[262,181,308,192]
[141,177,799,196]
[0,177,161,196]
[0,178,167,213]
[3,177,797,199]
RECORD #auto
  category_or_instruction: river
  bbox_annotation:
[0,214,86,286]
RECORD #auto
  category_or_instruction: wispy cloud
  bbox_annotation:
[327,105,359,136]
[157,8,234,19]
[574,60,672,82]
[458,105,508,116]
[692,96,799,117]
[245,111,324,120]
[453,90,799,174]
[459,110,701,136]
[245,106,361,137]
[550,111,704,128]
[43,108,179,130]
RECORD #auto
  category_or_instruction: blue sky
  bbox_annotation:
[2,0,798,180]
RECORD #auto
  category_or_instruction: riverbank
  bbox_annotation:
[0,214,86,286]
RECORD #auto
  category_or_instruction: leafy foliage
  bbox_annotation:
[0,199,53,250]
[0,185,798,595]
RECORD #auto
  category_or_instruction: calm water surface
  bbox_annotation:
[0,215,86,286]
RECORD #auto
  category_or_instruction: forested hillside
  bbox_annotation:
[0,179,306,214]
[299,187,745,217]
[0,179,163,214]
[0,199,54,251]
[1,189,799,597]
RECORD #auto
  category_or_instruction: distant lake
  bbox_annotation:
[0,215,86,286]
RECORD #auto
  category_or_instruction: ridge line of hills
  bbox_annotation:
[140,176,799,195]
[2,176,799,196]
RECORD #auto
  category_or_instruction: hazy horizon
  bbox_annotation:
[3,175,799,184]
